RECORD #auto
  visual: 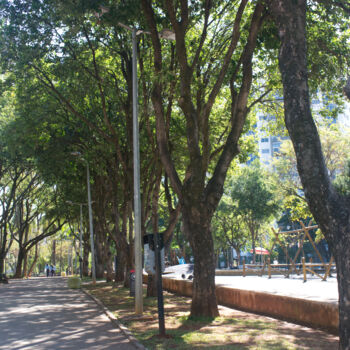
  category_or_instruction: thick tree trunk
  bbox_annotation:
[267,1,350,348]
[112,202,132,285]
[14,248,25,278]
[94,230,105,279]
[146,274,157,297]
[22,251,28,278]
[335,238,350,348]
[0,235,8,280]
[105,252,113,282]
[0,256,5,281]
[114,251,126,282]
[182,201,219,318]
[124,255,133,288]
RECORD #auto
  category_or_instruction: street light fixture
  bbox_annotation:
[116,21,174,332]
[70,152,96,284]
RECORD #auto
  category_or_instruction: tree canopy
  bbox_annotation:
[0,1,349,337]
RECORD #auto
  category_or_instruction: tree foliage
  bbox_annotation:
[229,164,281,263]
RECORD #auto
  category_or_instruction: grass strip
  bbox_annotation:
[84,282,338,350]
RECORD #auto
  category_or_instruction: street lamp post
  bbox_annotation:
[117,21,174,319]
[94,8,174,317]
[131,27,143,316]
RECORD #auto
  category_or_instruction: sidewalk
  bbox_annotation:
[0,277,142,350]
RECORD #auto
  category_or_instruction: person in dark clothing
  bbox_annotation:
[45,264,50,277]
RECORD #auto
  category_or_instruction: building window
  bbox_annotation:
[261,138,269,143]
[262,149,270,154]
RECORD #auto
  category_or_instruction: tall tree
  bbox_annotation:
[141,0,266,317]
[230,165,280,263]
[213,198,249,265]
[266,1,350,348]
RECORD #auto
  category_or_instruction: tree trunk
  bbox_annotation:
[14,248,25,278]
[0,234,8,280]
[0,256,5,280]
[83,243,89,277]
[124,254,133,288]
[112,202,132,285]
[146,274,157,297]
[251,235,256,265]
[267,1,350,348]
[247,221,257,264]
[234,248,241,266]
[114,252,126,282]
[27,244,39,277]
[105,251,113,282]
[344,76,350,100]
[94,230,105,279]
[51,240,56,266]
[335,239,350,349]
[182,201,219,318]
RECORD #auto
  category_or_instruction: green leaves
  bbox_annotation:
[229,164,281,223]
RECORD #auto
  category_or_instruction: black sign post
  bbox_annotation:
[153,231,165,336]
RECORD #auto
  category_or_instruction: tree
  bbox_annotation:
[213,197,249,265]
[11,195,65,279]
[0,0,158,285]
[334,159,350,196]
[273,123,350,220]
[266,1,350,348]
[0,164,25,282]
[141,0,266,317]
[229,165,280,263]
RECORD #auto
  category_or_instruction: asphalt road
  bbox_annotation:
[0,277,140,350]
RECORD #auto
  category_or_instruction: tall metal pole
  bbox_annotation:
[86,162,96,284]
[132,27,143,315]
[79,204,83,279]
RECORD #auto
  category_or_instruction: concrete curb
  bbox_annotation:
[82,288,148,350]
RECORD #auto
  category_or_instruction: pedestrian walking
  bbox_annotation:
[45,264,50,277]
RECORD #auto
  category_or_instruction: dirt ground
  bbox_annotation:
[86,283,339,350]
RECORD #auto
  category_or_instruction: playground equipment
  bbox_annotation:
[242,221,336,282]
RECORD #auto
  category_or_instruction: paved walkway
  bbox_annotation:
[165,264,339,303]
[0,277,141,350]
[215,274,339,304]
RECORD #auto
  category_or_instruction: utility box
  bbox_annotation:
[144,233,165,275]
